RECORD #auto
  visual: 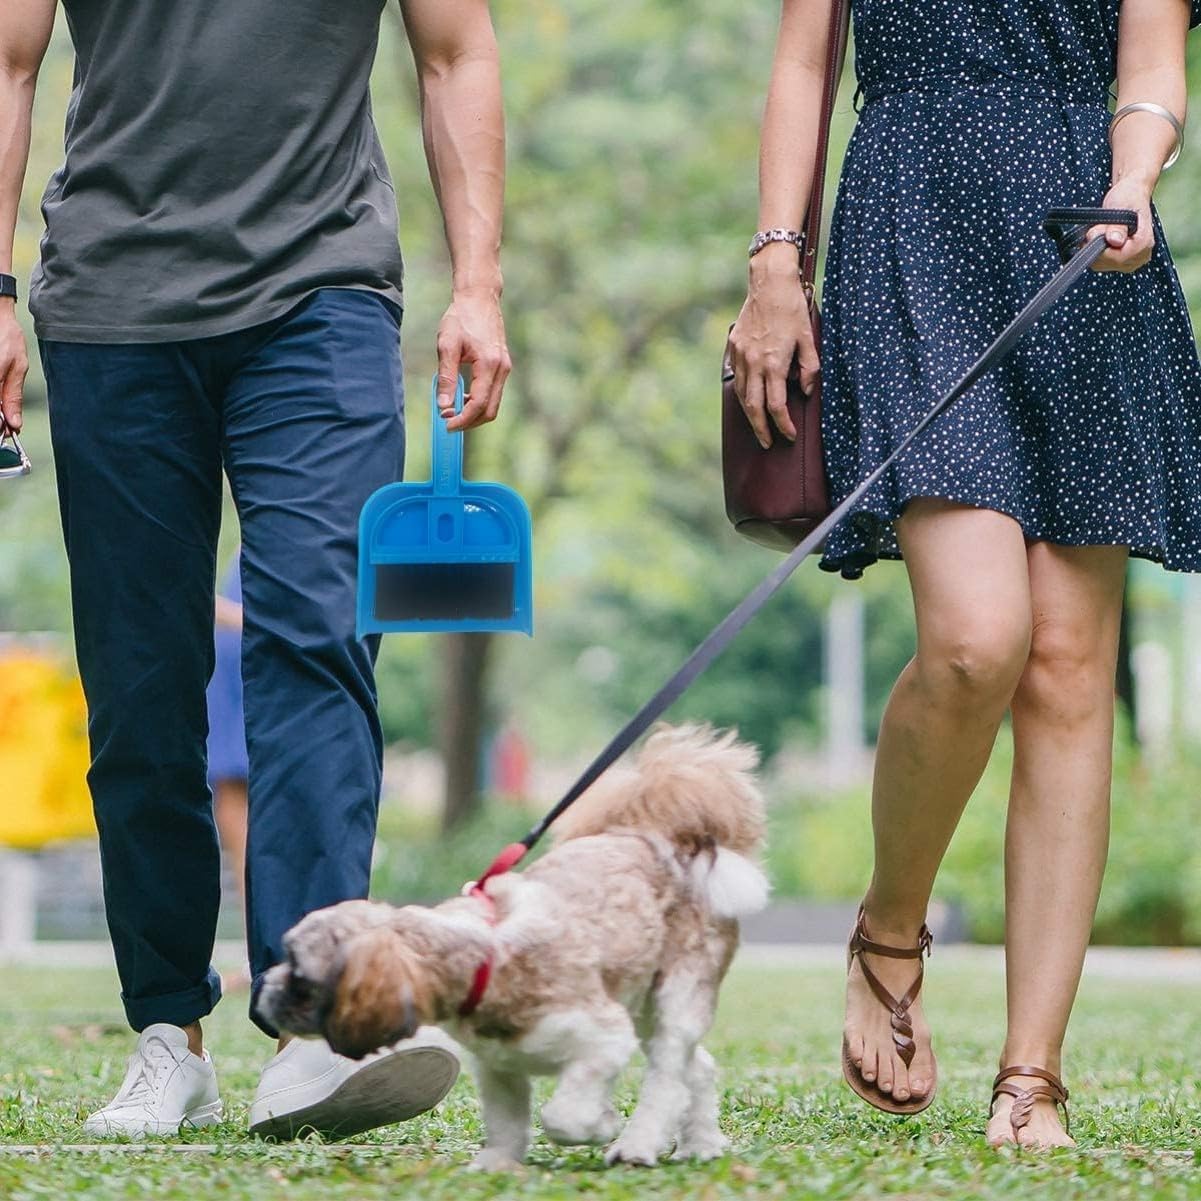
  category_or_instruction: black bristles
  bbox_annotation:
[374,563,516,622]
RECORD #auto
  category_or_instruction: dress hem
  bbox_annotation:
[817,492,1196,580]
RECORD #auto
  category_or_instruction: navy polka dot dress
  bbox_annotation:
[819,0,1201,579]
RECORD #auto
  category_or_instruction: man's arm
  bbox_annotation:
[400,0,510,431]
[0,0,56,433]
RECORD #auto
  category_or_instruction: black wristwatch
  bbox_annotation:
[0,274,16,302]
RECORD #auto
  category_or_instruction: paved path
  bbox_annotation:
[1,939,250,970]
[6,940,1200,981]
[738,943,1201,982]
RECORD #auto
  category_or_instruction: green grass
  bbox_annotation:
[1,956,1198,1200]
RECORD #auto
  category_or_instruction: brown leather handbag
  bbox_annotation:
[721,0,851,552]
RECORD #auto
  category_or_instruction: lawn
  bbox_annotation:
[1,952,1198,1200]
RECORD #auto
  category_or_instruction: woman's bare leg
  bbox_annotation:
[845,499,1033,1104]
[987,542,1127,1148]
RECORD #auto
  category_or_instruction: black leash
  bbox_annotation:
[470,207,1138,889]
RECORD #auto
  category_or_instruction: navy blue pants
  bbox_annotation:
[41,290,405,1036]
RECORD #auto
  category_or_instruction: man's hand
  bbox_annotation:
[0,302,27,433]
[436,289,511,431]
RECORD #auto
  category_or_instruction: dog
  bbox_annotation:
[258,724,769,1169]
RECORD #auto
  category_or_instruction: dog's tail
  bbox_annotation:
[552,724,770,919]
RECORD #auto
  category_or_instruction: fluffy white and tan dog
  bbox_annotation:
[258,724,769,1169]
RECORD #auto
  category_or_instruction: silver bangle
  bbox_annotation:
[748,228,805,259]
[1109,101,1185,170]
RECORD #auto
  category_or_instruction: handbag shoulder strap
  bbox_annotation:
[802,0,852,298]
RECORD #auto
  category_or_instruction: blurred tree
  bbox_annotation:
[378,0,874,824]
[0,19,75,634]
[9,5,1201,835]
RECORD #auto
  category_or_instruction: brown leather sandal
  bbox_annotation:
[841,905,937,1115]
[990,1066,1070,1145]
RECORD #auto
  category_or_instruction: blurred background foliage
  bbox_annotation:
[2,1,1200,943]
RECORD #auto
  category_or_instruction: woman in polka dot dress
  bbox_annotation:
[729,0,1199,1148]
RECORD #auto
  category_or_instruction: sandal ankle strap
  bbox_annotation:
[991,1065,1070,1136]
[848,906,934,961]
[992,1065,1068,1099]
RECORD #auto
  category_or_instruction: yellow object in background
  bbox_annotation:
[0,651,94,848]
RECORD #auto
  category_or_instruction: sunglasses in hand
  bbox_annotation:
[0,421,31,479]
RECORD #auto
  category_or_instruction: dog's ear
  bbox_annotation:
[321,927,432,1059]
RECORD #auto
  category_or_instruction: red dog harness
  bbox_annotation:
[458,890,495,1017]
[457,843,525,1017]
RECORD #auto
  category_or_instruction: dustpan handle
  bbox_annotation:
[431,374,465,497]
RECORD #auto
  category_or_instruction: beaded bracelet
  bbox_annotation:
[748,229,805,259]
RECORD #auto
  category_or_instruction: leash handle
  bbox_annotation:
[473,207,1138,883]
[1044,208,1138,262]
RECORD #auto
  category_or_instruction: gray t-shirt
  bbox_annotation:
[30,0,404,343]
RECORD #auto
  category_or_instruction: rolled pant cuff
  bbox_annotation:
[123,967,222,1033]
[249,972,281,1039]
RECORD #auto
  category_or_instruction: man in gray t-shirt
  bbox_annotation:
[0,0,510,1140]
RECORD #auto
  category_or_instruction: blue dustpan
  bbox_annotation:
[357,376,533,637]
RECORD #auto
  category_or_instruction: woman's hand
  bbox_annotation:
[1088,178,1155,273]
[728,242,819,448]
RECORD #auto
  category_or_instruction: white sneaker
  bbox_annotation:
[83,1024,223,1137]
[249,1029,460,1141]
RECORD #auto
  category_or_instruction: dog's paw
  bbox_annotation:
[604,1132,667,1167]
[670,1130,730,1163]
[469,1148,524,1173]
[541,1098,621,1147]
